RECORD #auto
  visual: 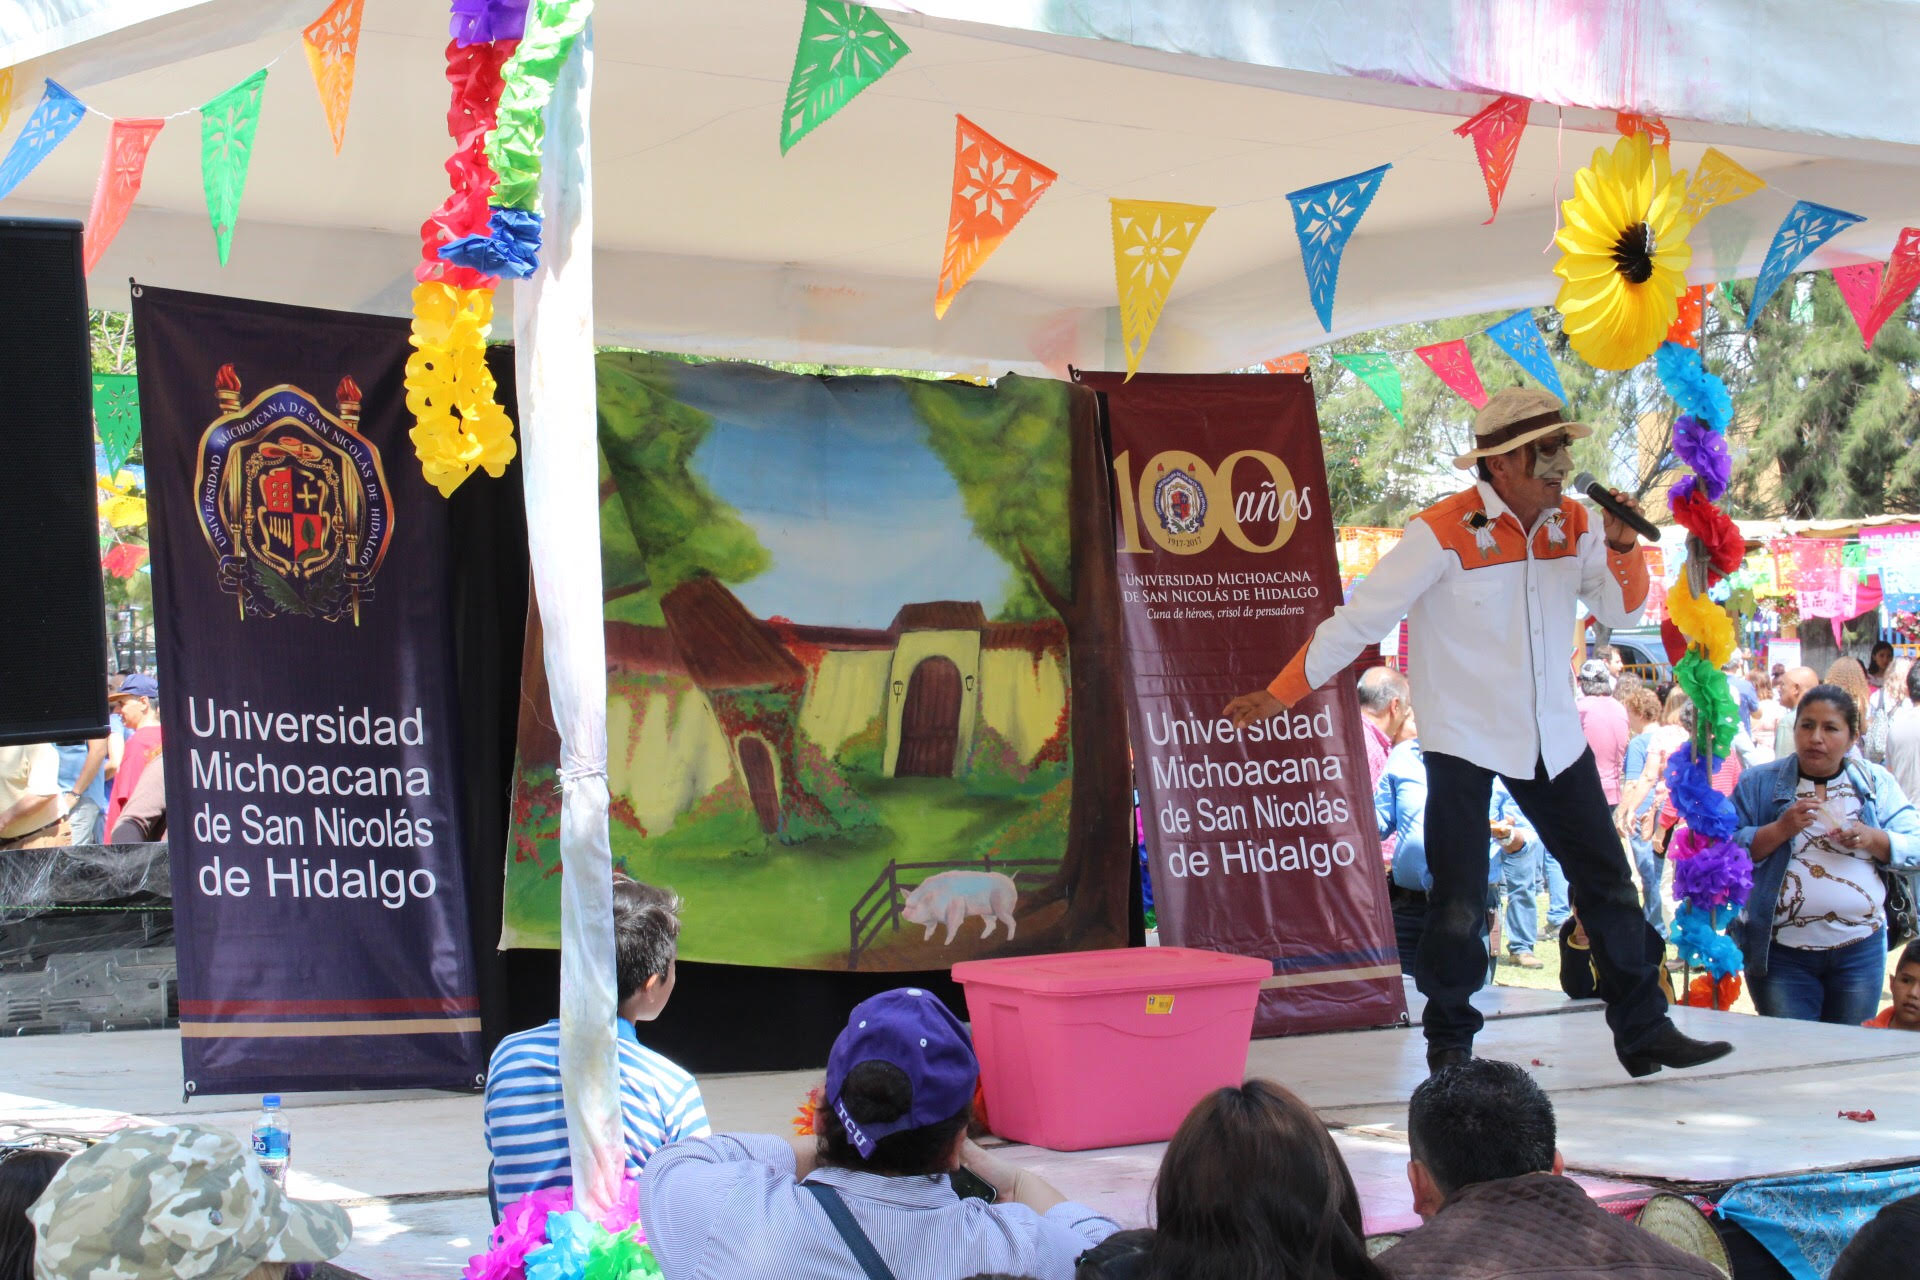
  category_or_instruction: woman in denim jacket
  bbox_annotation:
[1731,683,1920,1025]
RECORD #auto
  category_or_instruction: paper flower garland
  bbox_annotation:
[1649,339,1752,997]
[407,281,516,496]
[1553,133,1695,370]
[464,1180,659,1280]
[409,0,593,496]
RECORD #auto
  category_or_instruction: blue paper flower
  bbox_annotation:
[525,1210,596,1280]
[439,207,545,279]
[1654,342,1732,432]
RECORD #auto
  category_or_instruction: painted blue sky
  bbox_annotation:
[672,364,1014,630]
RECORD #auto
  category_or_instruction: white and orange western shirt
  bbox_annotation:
[1268,481,1649,780]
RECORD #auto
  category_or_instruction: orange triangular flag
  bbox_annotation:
[302,0,365,154]
[1264,353,1309,374]
[935,115,1056,318]
[83,118,164,275]
[1453,95,1529,224]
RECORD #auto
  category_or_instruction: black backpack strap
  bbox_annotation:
[803,1182,900,1280]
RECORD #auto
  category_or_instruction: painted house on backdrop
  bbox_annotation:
[596,575,1069,843]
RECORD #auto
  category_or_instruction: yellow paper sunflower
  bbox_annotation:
[1553,132,1694,370]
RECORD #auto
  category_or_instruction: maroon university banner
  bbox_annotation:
[1083,371,1405,1036]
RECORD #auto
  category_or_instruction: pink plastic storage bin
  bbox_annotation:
[951,946,1270,1151]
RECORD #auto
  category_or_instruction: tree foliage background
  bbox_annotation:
[1311,278,1920,527]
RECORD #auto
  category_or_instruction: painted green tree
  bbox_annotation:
[596,353,772,624]
[910,376,1130,943]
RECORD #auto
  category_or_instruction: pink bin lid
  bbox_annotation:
[950,946,1271,996]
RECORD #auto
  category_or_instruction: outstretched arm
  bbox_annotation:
[1225,521,1447,725]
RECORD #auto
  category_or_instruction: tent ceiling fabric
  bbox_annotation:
[7,0,1920,373]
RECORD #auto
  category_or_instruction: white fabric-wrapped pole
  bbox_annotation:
[512,20,621,1222]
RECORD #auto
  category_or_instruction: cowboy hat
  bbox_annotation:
[1452,387,1591,469]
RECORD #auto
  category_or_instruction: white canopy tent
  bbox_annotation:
[7,0,1920,375]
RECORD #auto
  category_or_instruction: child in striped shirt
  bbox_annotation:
[484,875,709,1211]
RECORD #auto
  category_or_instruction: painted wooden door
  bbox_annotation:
[897,656,963,777]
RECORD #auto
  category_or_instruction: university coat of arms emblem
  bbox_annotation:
[195,365,393,623]
[1153,466,1208,537]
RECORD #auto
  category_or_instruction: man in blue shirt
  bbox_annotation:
[1725,654,1760,737]
[56,738,109,844]
[1614,687,1667,932]
[485,874,709,1212]
[1376,739,1530,983]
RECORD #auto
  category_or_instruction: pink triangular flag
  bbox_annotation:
[1415,338,1489,407]
[83,117,164,275]
[1832,261,1882,348]
[1863,227,1920,349]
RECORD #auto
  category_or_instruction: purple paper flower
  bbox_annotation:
[1668,414,1731,504]
[1668,828,1754,908]
[452,0,530,46]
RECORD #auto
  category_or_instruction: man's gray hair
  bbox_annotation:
[1356,666,1410,713]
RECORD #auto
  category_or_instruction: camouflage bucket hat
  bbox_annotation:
[28,1123,351,1280]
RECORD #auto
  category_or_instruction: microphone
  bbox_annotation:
[1573,471,1661,544]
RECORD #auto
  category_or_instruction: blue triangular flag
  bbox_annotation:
[1286,163,1391,332]
[0,81,87,202]
[1747,199,1866,326]
[1484,309,1567,401]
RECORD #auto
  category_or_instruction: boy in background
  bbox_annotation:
[486,874,709,1209]
[1864,941,1920,1031]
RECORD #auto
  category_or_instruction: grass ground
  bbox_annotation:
[1491,892,1906,1018]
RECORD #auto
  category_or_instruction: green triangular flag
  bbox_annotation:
[200,69,268,265]
[1332,352,1404,425]
[781,0,909,155]
[93,373,141,476]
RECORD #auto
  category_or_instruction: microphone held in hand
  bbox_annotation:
[1573,471,1661,543]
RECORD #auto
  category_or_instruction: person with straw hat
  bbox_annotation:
[1225,386,1732,1080]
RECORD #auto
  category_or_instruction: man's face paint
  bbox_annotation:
[1531,434,1573,484]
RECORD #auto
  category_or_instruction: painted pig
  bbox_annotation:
[900,870,1018,944]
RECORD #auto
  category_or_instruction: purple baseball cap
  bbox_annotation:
[825,987,978,1158]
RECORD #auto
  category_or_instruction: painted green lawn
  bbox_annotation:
[505,775,1045,967]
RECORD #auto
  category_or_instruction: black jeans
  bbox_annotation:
[1417,749,1669,1054]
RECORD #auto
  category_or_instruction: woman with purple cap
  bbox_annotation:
[640,987,1118,1280]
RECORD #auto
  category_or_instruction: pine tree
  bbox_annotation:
[1731,273,1920,518]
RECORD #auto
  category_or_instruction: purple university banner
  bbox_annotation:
[135,285,482,1095]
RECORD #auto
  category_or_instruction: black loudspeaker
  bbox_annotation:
[0,219,109,746]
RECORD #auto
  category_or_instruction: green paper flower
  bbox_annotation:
[483,0,593,211]
[1676,649,1739,757]
[583,1226,661,1280]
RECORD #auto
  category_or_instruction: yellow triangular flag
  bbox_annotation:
[1110,198,1213,379]
[301,0,365,155]
[0,67,14,135]
[1681,147,1765,223]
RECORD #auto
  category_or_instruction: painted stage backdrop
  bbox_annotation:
[505,356,1131,970]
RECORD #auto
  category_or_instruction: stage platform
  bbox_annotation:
[1,984,1914,1276]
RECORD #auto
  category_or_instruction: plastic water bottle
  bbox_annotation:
[250,1095,290,1186]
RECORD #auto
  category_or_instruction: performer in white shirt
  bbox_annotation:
[1226,387,1733,1079]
